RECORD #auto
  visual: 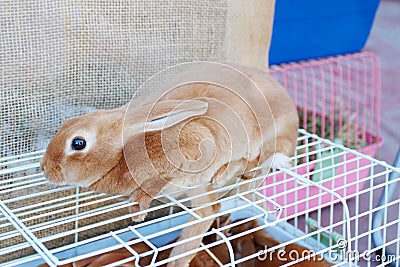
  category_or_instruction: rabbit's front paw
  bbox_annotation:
[128,189,152,222]
[129,203,148,222]
[263,153,292,171]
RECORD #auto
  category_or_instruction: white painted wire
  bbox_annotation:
[129,227,159,266]
[109,231,141,267]
[1,130,399,266]
[210,228,235,266]
[0,202,59,267]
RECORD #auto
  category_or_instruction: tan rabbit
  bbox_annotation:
[40,62,298,266]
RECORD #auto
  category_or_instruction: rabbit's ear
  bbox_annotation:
[125,99,208,138]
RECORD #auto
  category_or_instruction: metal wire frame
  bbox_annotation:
[1,129,399,267]
[270,51,381,150]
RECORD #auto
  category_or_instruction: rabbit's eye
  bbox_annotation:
[71,138,86,151]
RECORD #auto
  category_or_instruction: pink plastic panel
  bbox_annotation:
[262,136,382,217]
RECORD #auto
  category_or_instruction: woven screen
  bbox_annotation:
[1,0,275,158]
[0,1,275,262]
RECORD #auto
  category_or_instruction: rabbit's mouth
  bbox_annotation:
[41,163,66,185]
[40,152,66,185]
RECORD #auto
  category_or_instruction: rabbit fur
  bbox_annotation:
[40,63,298,266]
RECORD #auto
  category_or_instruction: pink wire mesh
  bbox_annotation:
[270,51,382,150]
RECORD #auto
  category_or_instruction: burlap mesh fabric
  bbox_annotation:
[0,0,275,262]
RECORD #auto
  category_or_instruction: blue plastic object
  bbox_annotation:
[269,0,380,64]
[372,147,400,266]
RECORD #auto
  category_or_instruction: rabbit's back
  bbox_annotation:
[139,65,298,191]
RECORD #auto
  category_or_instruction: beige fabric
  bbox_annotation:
[0,0,275,159]
[225,0,275,70]
[0,0,275,262]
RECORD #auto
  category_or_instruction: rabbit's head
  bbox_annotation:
[40,99,208,194]
[40,107,126,187]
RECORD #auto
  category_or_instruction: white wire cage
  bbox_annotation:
[1,129,399,267]
[1,51,397,267]
[1,1,395,266]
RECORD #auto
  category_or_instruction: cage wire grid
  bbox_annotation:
[0,0,386,265]
[270,52,381,150]
[0,52,391,267]
[1,129,399,267]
